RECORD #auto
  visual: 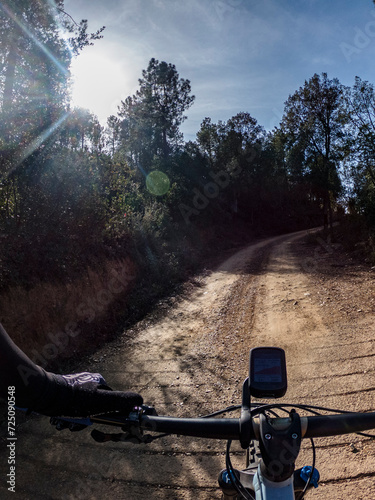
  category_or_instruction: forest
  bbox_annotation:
[1,1,375,361]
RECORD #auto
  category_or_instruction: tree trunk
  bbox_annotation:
[162,127,168,159]
[323,196,328,230]
[328,193,334,239]
[2,21,19,115]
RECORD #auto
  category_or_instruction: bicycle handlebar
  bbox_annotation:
[139,412,375,440]
[88,408,375,441]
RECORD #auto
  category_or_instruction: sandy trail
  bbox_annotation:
[2,228,375,499]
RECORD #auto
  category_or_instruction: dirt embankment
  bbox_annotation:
[1,228,375,499]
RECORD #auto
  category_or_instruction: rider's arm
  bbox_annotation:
[0,323,142,417]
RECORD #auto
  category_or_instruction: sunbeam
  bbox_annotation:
[15,111,70,167]
[0,2,69,77]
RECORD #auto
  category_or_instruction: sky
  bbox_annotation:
[64,0,375,142]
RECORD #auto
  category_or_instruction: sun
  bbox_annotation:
[69,48,128,123]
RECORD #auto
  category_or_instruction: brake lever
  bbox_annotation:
[50,416,92,432]
[91,428,154,444]
[49,405,157,436]
[90,405,158,444]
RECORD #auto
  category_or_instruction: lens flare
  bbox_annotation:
[146,171,170,196]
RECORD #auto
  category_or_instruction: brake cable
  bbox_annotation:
[226,439,254,500]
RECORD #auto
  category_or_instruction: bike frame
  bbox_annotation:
[220,408,312,500]
[252,469,295,500]
[220,447,313,499]
[220,463,297,499]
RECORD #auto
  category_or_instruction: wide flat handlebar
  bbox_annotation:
[119,411,375,441]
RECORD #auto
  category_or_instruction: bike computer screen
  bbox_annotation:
[249,347,287,398]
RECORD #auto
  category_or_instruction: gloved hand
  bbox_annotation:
[0,322,143,418]
[32,371,143,418]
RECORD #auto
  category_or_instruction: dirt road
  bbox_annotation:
[2,228,375,499]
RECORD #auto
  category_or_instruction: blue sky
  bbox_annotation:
[65,0,375,141]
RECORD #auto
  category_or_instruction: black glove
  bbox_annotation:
[31,371,143,417]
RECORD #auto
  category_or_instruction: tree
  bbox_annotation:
[195,112,265,223]
[0,2,67,152]
[105,115,121,156]
[0,1,107,283]
[0,1,104,154]
[344,77,375,225]
[118,58,195,166]
[196,117,219,168]
[281,73,346,232]
[216,112,264,174]
[345,77,375,184]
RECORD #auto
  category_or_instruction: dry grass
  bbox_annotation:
[0,257,137,364]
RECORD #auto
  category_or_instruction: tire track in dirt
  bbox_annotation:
[247,232,375,499]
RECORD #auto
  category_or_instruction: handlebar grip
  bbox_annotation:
[304,412,375,438]
[141,416,242,440]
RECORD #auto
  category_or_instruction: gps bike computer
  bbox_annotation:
[249,347,287,398]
